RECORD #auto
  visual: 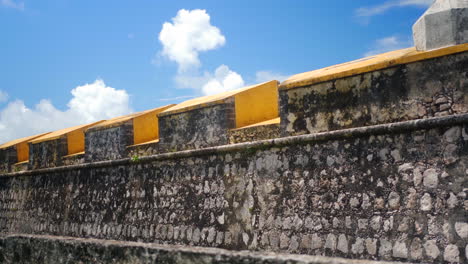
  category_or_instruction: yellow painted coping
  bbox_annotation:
[0,132,51,163]
[89,105,174,131]
[159,80,279,128]
[63,151,85,158]
[30,120,106,156]
[233,117,280,130]
[280,43,468,90]
[159,80,279,117]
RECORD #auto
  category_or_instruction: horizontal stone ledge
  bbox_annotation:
[0,234,410,264]
[1,113,467,178]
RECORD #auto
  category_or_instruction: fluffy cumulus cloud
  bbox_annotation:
[0,79,132,143]
[159,9,226,71]
[159,9,286,97]
[365,36,413,57]
[0,0,24,10]
[356,0,433,17]
[0,91,8,103]
[201,65,245,95]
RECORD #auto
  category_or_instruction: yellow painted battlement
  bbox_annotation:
[88,104,175,145]
[160,80,279,128]
[30,121,105,156]
[280,43,468,90]
[0,132,51,163]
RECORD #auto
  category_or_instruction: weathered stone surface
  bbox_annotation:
[413,0,468,51]
[0,118,466,262]
[0,147,17,173]
[228,123,280,144]
[159,102,235,152]
[444,244,460,263]
[29,137,67,169]
[279,52,468,136]
[85,121,134,162]
[0,234,411,264]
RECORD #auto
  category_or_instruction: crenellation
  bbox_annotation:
[0,2,468,262]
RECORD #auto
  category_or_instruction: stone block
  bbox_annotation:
[0,133,50,173]
[279,46,468,136]
[85,105,173,162]
[29,121,104,169]
[158,80,279,151]
[413,0,468,51]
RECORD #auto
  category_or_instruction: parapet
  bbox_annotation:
[28,121,105,169]
[158,80,279,151]
[279,44,468,136]
[0,132,50,172]
[84,104,174,162]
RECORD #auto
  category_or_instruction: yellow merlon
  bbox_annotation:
[30,121,106,156]
[280,43,468,90]
[88,104,175,145]
[0,132,51,163]
[160,80,279,128]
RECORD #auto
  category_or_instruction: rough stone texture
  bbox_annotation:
[228,123,280,144]
[0,116,466,263]
[85,121,134,162]
[28,137,67,170]
[413,0,468,51]
[158,100,235,152]
[62,153,85,167]
[127,141,161,159]
[0,235,410,264]
[280,52,468,137]
[0,147,17,173]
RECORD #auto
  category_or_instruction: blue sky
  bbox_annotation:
[0,0,432,142]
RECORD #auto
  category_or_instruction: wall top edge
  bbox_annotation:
[0,132,51,150]
[158,80,278,117]
[30,120,106,144]
[86,104,175,132]
[279,43,468,90]
[1,113,466,179]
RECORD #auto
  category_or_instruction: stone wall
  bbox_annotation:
[0,115,466,263]
[85,121,134,162]
[158,100,236,152]
[62,153,85,167]
[0,234,406,264]
[28,137,67,170]
[228,123,280,144]
[279,51,468,136]
[127,141,161,159]
[0,147,16,173]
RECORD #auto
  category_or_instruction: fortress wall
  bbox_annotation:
[0,115,466,263]
[0,235,406,264]
[280,50,468,137]
[158,100,236,152]
[0,147,16,173]
[28,136,68,170]
[85,121,134,162]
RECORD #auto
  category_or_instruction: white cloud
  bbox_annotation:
[356,0,432,17]
[159,9,226,72]
[0,79,132,143]
[201,65,244,95]
[255,71,289,84]
[1,0,24,10]
[365,36,413,57]
[0,91,8,103]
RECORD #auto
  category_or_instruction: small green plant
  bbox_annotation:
[130,155,140,163]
